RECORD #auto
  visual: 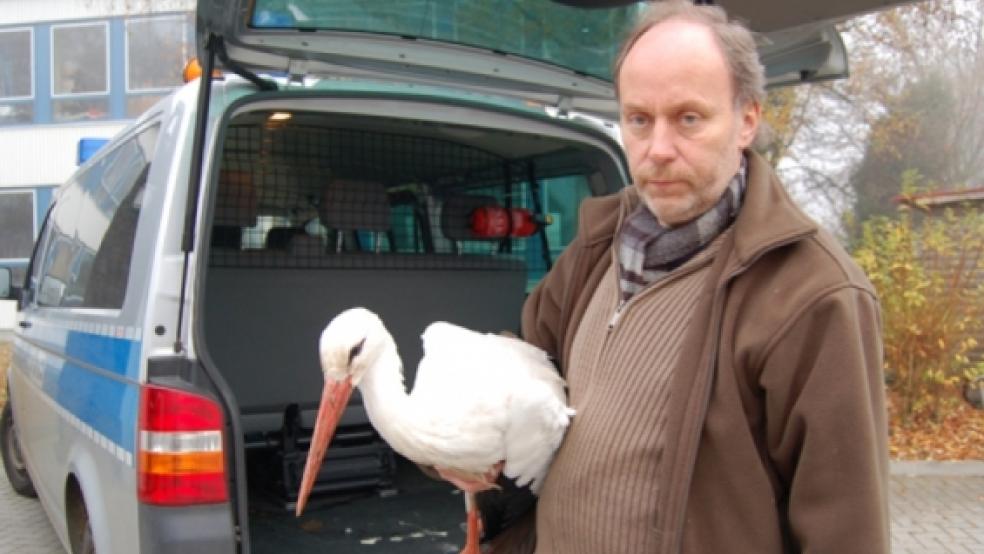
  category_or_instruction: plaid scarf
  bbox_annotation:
[617,157,747,303]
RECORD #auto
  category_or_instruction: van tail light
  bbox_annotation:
[470,206,546,238]
[138,385,228,506]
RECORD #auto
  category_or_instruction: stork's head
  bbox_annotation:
[318,307,387,386]
[296,307,387,518]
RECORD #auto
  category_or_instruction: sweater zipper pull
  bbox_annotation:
[609,300,626,331]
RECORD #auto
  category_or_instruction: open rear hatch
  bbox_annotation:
[195,0,887,121]
[200,97,626,551]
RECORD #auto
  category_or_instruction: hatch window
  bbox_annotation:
[250,0,644,82]
[208,110,620,292]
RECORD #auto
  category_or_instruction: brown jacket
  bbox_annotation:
[514,151,889,553]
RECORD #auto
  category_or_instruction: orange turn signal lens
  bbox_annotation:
[139,450,225,475]
[183,58,223,83]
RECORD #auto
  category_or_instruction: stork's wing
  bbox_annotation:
[413,322,573,490]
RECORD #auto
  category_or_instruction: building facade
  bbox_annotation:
[0,0,195,300]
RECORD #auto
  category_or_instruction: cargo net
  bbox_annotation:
[209,124,554,279]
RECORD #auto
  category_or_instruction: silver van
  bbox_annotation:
[0,1,905,552]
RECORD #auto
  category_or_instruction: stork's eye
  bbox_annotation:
[348,338,366,364]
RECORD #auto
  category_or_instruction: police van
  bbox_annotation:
[0,1,900,552]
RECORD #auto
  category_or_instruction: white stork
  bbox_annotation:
[294,307,574,554]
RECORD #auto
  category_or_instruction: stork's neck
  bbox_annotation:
[357,336,426,460]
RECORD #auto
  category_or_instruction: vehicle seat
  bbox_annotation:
[212,169,257,250]
[320,179,391,253]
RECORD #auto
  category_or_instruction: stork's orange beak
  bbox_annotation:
[295,375,354,516]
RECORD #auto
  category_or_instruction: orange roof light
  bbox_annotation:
[183,58,223,83]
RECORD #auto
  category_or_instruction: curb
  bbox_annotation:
[890,460,984,476]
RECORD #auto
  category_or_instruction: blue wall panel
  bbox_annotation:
[109,18,125,120]
[35,185,55,226]
[34,24,51,123]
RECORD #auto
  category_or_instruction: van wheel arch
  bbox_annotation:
[65,476,96,554]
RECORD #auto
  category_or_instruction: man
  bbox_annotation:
[455,2,889,552]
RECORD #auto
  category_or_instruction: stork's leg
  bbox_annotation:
[461,491,482,554]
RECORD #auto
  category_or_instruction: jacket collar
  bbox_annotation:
[730,150,817,268]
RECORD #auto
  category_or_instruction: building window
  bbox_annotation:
[0,28,34,126]
[51,21,109,122]
[125,15,192,117]
[126,16,191,92]
[0,191,35,286]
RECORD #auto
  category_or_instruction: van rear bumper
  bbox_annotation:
[138,502,237,553]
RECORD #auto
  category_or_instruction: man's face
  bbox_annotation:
[618,19,760,227]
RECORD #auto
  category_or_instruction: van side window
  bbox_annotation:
[36,124,160,308]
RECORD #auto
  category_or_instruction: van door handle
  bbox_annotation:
[17,321,31,329]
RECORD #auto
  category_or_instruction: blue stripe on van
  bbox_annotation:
[50,359,139,455]
[65,329,141,379]
[33,329,142,456]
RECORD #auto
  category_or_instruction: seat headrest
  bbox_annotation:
[320,179,391,232]
[214,170,258,227]
[440,194,500,241]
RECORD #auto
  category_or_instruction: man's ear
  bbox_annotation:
[737,100,761,149]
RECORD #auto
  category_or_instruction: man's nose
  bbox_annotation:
[645,120,677,163]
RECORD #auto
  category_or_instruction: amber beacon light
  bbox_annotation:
[183,58,223,83]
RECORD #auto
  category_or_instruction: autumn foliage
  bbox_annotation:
[853,183,984,428]
[887,395,984,460]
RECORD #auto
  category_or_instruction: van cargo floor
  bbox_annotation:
[248,457,467,553]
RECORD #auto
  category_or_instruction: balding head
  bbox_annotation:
[613,0,765,110]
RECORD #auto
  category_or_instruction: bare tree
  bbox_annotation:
[766,0,984,233]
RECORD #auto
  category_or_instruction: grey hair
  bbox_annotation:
[613,0,766,109]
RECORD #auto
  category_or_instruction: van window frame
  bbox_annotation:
[20,203,55,309]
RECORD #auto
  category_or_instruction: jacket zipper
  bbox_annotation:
[607,248,718,333]
[608,299,626,330]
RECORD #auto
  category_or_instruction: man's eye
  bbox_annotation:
[625,113,649,128]
[680,113,701,126]
[349,338,366,363]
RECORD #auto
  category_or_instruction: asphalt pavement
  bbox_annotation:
[1,459,982,553]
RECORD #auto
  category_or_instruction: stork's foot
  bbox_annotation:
[460,505,482,554]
